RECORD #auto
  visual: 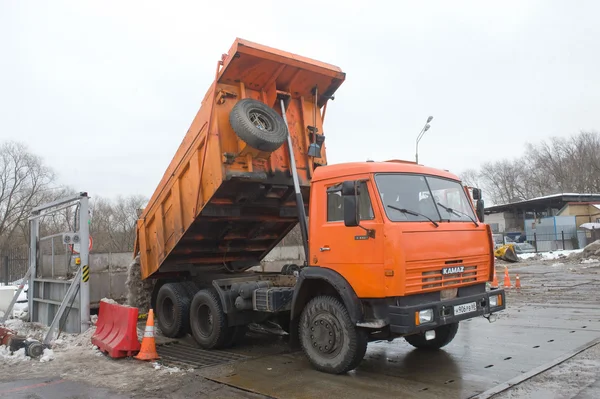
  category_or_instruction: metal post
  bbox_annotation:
[2,256,8,286]
[28,218,39,322]
[51,238,55,278]
[533,232,538,253]
[280,98,309,262]
[79,195,90,332]
[561,231,565,250]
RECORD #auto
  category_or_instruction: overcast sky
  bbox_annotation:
[2,1,599,200]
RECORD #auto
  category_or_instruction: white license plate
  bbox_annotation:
[454,302,477,315]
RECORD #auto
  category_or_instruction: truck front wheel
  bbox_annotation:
[299,296,368,374]
[404,322,459,350]
[156,283,191,338]
[189,289,229,349]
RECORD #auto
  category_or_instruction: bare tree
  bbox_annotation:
[89,195,147,252]
[459,169,482,189]
[463,131,600,205]
[0,141,55,250]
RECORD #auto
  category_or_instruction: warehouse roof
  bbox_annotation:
[485,193,600,214]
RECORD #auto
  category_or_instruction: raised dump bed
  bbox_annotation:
[134,38,345,279]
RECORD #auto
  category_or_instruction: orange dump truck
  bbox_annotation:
[134,38,505,374]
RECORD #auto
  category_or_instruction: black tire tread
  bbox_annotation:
[229,98,287,152]
[189,289,230,349]
[299,295,368,374]
[156,283,191,338]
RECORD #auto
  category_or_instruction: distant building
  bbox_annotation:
[485,193,600,233]
[556,202,600,227]
[485,193,600,250]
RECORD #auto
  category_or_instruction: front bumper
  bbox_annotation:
[388,288,506,334]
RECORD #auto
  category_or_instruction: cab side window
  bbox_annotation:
[327,181,374,222]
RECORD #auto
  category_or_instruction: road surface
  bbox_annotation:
[1,256,599,399]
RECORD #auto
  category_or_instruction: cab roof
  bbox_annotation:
[312,161,461,183]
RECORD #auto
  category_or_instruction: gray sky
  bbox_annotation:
[2,1,599,199]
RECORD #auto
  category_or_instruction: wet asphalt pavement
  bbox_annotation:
[3,259,600,399]
[194,260,600,398]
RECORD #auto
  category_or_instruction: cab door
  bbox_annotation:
[309,177,385,298]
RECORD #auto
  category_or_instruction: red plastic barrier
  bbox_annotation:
[91,301,141,358]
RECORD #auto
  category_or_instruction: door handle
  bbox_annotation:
[320,246,330,252]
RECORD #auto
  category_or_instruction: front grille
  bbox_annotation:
[405,255,489,294]
[422,265,477,288]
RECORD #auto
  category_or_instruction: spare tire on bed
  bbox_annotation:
[229,98,287,152]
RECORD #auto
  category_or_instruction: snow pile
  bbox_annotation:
[152,362,182,374]
[582,240,600,258]
[0,346,30,363]
[581,258,600,264]
[519,249,583,261]
[40,348,55,362]
[5,319,48,341]
[126,255,155,313]
[101,298,118,305]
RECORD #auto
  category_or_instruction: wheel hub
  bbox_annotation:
[249,110,273,131]
[309,313,342,356]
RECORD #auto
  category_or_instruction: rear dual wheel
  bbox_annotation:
[189,289,247,349]
[156,283,191,338]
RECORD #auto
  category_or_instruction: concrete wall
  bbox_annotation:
[37,245,305,304]
[256,245,305,272]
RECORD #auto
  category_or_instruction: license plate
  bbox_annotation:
[454,302,477,315]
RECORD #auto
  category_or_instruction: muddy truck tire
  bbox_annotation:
[404,322,459,350]
[299,296,368,374]
[156,283,191,338]
[229,98,287,152]
[189,289,230,349]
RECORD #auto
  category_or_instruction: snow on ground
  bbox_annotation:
[40,348,55,362]
[518,249,583,260]
[581,258,600,264]
[0,346,30,364]
[152,362,183,374]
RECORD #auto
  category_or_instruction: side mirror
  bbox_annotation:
[341,181,359,227]
[476,199,485,223]
[472,188,482,200]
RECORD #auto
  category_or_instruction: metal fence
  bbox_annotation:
[530,231,579,252]
[494,229,581,253]
[0,246,29,285]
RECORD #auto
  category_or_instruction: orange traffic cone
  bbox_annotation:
[134,309,159,361]
[503,266,512,288]
[515,274,521,289]
[491,267,499,288]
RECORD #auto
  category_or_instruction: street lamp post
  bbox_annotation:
[415,116,433,164]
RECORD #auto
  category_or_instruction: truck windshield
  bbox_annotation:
[375,174,476,223]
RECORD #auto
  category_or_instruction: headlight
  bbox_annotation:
[416,308,434,325]
[489,295,502,307]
